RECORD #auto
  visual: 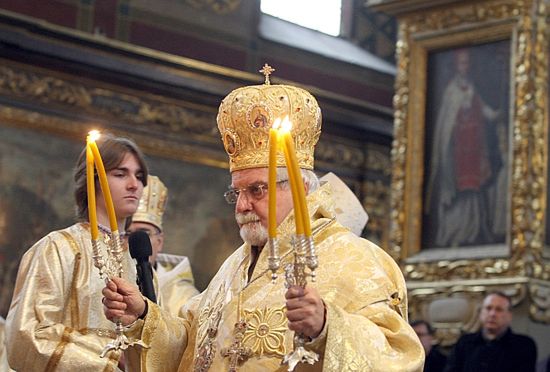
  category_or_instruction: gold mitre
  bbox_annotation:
[217,64,322,172]
[132,175,168,231]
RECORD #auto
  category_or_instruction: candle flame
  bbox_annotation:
[281,116,292,132]
[88,130,101,142]
[272,118,282,130]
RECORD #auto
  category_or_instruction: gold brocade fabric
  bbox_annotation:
[0,316,14,371]
[127,183,425,371]
[5,223,136,372]
[156,257,200,317]
[216,83,321,172]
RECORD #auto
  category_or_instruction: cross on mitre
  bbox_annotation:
[259,63,275,85]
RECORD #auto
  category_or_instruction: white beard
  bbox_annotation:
[236,212,268,247]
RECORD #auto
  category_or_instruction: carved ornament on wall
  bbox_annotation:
[184,0,242,14]
[0,65,218,139]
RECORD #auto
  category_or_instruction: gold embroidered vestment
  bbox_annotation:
[125,184,425,371]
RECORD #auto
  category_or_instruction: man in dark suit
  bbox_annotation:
[411,319,447,372]
[444,291,537,372]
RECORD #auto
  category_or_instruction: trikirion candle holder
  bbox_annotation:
[282,234,319,371]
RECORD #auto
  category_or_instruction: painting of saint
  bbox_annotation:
[422,40,510,249]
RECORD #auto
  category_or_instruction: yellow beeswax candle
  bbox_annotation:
[268,122,280,238]
[89,136,118,233]
[86,140,99,240]
[281,119,311,237]
[280,128,304,234]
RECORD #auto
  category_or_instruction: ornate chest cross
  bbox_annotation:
[221,320,252,372]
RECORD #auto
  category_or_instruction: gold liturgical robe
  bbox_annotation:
[5,223,136,371]
[156,254,200,316]
[1,316,14,371]
[126,183,425,371]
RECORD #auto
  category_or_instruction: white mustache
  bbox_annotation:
[236,212,260,225]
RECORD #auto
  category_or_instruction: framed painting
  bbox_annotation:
[422,41,510,251]
[388,0,549,279]
[380,0,550,342]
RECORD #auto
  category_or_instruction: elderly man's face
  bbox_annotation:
[231,168,294,247]
[480,294,512,337]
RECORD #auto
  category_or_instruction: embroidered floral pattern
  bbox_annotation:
[242,306,287,357]
[194,283,226,372]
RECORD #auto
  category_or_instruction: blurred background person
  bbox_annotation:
[412,319,447,372]
[444,291,537,372]
[127,175,199,316]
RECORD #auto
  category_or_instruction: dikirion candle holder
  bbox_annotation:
[282,234,319,371]
[86,131,147,357]
[260,65,320,371]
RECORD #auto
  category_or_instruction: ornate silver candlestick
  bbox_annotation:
[268,237,281,281]
[282,234,319,371]
[92,231,148,357]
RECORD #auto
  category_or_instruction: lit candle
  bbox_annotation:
[86,135,99,240]
[268,119,280,238]
[280,117,305,235]
[281,117,311,237]
[88,132,118,233]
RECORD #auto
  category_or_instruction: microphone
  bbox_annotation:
[129,230,157,303]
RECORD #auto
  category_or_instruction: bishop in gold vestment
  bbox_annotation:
[155,254,200,316]
[103,69,425,371]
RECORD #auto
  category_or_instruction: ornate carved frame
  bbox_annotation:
[388,0,550,326]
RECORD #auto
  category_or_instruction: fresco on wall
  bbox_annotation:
[0,124,241,317]
[0,125,77,317]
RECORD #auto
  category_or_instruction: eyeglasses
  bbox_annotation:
[124,228,161,238]
[223,181,287,205]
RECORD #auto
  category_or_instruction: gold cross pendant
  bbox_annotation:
[221,320,252,372]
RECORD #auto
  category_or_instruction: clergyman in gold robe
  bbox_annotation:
[5,134,149,371]
[127,175,200,316]
[102,71,425,371]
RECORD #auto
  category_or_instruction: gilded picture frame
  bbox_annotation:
[389,0,549,286]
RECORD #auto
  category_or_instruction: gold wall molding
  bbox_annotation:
[363,179,391,246]
[530,0,550,287]
[0,61,379,176]
[0,63,219,142]
[388,19,411,261]
[405,1,520,33]
[315,139,365,170]
[366,144,392,176]
[529,279,550,322]
[184,0,242,14]
[404,258,525,282]
[0,105,228,169]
